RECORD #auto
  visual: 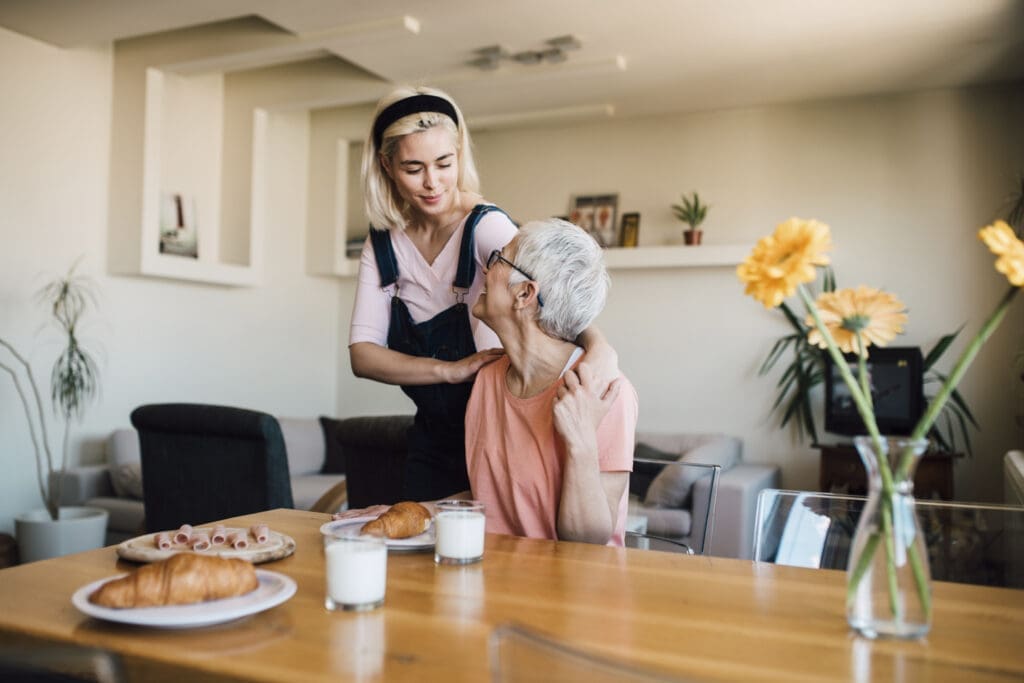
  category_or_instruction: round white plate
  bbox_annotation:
[320,516,435,551]
[71,569,296,628]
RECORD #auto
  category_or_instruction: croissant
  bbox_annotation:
[89,553,259,608]
[361,501,432,539]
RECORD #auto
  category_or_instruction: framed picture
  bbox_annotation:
[620,212,640,247]
[569,194,618,248]
[159,192,199,258]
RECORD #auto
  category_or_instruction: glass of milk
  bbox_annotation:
[434,500,486,565]
[324,532,387,611]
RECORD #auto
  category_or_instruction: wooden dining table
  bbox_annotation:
[0,508,1021,682]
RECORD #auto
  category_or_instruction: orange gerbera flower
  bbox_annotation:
[737,218,832,308]
[979,220,1024,287]
[806,286,907,355]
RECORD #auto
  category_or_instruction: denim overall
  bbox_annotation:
[370,204,510,500]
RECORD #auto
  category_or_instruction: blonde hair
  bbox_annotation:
[361,86,480,230]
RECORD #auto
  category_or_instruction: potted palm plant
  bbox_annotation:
[672,191,709,245]
[1,261,107,563]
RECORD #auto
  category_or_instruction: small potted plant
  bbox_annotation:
[0,260,107,562]
[672,192,709,245]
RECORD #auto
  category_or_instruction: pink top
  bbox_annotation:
[348,208,519,350]
[465,355,638,546]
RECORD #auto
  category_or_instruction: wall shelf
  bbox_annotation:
[328,243,748,279]
[602,244,748,269]
[108,67,266,287]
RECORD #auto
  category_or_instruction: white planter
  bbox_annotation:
[15,506,109,563]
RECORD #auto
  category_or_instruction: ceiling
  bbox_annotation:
[2,0,1023,123]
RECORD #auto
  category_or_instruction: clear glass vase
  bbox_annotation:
[846,436,932,639]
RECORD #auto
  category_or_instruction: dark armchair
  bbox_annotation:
[131,403,294,533]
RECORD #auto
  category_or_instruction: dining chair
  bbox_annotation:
[131,403,294,532]
[331,415,413,508]
[489,623,690,682]
[627,458,721,554]
[752,488,1024,588]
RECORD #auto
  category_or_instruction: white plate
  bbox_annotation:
[71,570,296,628]
[320,516,435,551]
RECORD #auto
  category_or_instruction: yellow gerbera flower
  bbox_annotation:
[806,286,908,355]
[979,220,1024,287]
[737,218,832,308]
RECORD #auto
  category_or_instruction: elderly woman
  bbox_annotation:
[465,218,638,546]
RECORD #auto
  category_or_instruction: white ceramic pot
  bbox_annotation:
[15,506,109,564]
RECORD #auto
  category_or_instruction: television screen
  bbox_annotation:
[824,346,924,437]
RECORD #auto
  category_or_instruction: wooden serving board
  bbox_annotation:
[116,527,295,565]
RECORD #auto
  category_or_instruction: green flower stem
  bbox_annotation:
[909,544,932,620]
[846,531,880,605]
[856,333,873,414]
[880,498,901,618]
[900,286,1020,477]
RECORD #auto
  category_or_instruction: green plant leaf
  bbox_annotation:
[923,328,962,371]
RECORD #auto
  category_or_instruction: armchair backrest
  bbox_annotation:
[131,403,294,532]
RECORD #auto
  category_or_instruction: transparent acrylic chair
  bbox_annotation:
[0,643,126,682]
[489,623,692,683]
[752,489,1024,588]
[626,459,721,554]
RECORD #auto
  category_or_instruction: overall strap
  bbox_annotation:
[369,227,400,289]
[454,204,511,291]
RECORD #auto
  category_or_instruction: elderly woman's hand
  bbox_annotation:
[553,364,621,456]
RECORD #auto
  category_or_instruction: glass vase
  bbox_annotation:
[846,436,932,639]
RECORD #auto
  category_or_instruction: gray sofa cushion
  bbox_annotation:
[107,429,141,499]
[110,463,143,499]
[643,437,741,508]
[279,417,325,476]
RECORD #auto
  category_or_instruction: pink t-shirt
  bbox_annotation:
[348,208,518,351]
[465,355,638,546]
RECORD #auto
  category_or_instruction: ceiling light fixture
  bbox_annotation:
[467,34,582,71]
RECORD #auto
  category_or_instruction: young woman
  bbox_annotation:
[349,86,618,502]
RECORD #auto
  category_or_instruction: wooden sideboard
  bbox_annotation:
[818,444,961,500]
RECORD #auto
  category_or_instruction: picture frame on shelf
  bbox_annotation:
[620,212,640,247]
[158,192,198,258]
[569,194,618,248]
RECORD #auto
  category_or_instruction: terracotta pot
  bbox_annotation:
[683,229,703,246]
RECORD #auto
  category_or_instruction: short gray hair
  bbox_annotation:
[509,218,610,341]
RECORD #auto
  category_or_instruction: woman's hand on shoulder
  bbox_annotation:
[332,504,390,521]
[576,327,620,395]
[442,348,504,384]
[553,364,622,457]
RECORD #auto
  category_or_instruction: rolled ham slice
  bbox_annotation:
[154,532,172,550]
[210,525,227,545]
[227,532,249,550]
[190,532,211,551]
[250,524,269,544]
[173,524,193,545]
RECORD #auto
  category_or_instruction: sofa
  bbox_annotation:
[632,432,780,559]
[56,416,779,559]
[54,417,350,545]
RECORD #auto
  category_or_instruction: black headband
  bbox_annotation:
[372,94,459,150]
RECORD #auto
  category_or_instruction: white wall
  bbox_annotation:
[335,84,1024,502]
[0,27,342,534]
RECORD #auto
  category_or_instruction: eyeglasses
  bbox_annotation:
[487,249,544,307]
